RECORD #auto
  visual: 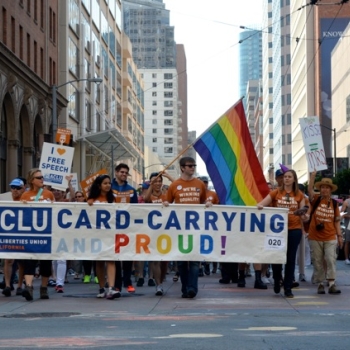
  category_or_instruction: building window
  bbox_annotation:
[164,101,173,107]
[2,8,7,45]
[164,82,173,89]
[152,137,157,142]
[164,128,173,135]
[19,26,23,59]
[164,110,173,116]
[269,133,273,139]
[287,113,291,125]
[152,119,157,124]
[40,47,43,78]
[164,147,173,154]
[27,33,31,67]
[34,0,38,22]
[164,119,173,126]
[152,73,157,78]
[34,41,37,73]
[152,101,157,106]
[164,92,173,98]
[164,137,173,144]
[152,128,157,134]
[152,82,157,87]
[11,17,15,52]
[164,73,173,79]
[152,92,157,97]
[152,110,157,115]
[152,147,157,152]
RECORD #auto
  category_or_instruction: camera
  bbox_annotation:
[316,223,325,231]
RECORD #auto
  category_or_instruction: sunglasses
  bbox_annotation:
[184,164,196,168]
[11,185,23,190]
[34,176,44,180]
[118,171,129,175]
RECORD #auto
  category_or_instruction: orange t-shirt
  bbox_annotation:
[20,189,55,202]
[308,195,340,241]
[147,193,167,203]
[167,178,207,204]
[269,189,304,229]
[206,189,219,204]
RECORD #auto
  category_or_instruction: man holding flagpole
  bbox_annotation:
[164,157,207,298]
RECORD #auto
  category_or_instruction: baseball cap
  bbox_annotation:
[141,181,150,189]
[275,169,284,177]
[9,178,24,187]
[198,176,209,182]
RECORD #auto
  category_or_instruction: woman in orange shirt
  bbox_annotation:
[257,169,307,298]
[87,174,120,300]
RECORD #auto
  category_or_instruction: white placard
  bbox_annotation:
[39,142,74,190]
[299,117,328,171]
[0,202,288,263]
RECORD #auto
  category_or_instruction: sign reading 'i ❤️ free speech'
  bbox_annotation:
[39,142,75,190]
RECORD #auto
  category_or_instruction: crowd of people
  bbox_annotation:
[0,158,346,301]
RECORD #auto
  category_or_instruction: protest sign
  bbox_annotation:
[299,117,328,171]
[80,169,108,198]
[39,142,74,190]
[55,128,71,145]
[0,202,288,263]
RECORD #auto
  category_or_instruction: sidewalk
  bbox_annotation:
[0,261,349,317]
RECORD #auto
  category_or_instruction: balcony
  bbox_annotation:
[122,100,133,114]
[122,71,132,88]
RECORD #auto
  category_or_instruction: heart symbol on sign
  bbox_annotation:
[57,148,66,155]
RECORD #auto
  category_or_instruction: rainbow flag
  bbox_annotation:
[193,99,269,205]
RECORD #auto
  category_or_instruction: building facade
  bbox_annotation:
[0,0,59,192]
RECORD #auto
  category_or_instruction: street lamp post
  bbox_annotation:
[51,77,103,141]
[319,124,336,176]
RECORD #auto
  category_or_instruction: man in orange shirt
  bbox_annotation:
[166,157,207,298]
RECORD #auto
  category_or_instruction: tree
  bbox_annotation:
[333,169,350,198]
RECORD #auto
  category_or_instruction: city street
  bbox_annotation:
[0,261,350,349]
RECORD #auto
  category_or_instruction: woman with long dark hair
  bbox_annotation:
[87,174,120,300]
[257,169,307,298]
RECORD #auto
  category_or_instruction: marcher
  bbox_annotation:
[308,172,342,295]
[1,178,26,297]
[164,157,207,298]
[111,163,138,293]
[87,174,120,300]
[257,169,307,298]
[20,168,55,301]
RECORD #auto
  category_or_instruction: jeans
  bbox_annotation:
[272,228,302,291]
[177,261,199,295]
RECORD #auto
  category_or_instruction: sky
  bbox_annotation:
[163,0,263,175]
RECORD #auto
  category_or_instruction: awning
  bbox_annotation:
[77,128,139,160]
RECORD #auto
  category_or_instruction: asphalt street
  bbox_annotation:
[0,261,350,350]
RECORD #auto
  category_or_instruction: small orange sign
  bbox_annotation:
[80,169,108,198]
[56,128,71,145]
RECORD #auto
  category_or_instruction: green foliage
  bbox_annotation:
[333,169,350,197]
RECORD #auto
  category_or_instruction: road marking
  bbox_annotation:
[154,333,223,339]
[294,301,329,305]
[236,327,296,331]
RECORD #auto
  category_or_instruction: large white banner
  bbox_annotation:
[0,202,288,263]
[39,142,74,190]
[299,116,328,171]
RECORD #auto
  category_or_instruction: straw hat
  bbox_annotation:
[314,178,337,192]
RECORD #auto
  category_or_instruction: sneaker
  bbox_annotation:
[219,278,230,284]
[83,275,91,283]
[284,290,294,298]
[291,281,299,289]
[56,285,64,293]
[22,285,34,301]
[16,287,23,296]
[127,285,135,293]
[187,289,196,298]
[40,286,49,299]
[254,279,268,290]
[2,286,11,297]
[148,278,155,287]
[328,284,341,294]
[67,268,75,275]
[237,277,246,288]
[47,279,56,287]
[94,276,99,284]
[317,284,325,294]
[345,259,350,265]
[137,277,144,287]
[106,287,121,299]
[273,279,281,294]
[97,288,106,298]
[261,276,270,284]
[155,285,163,296]
[299,274,306,282]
